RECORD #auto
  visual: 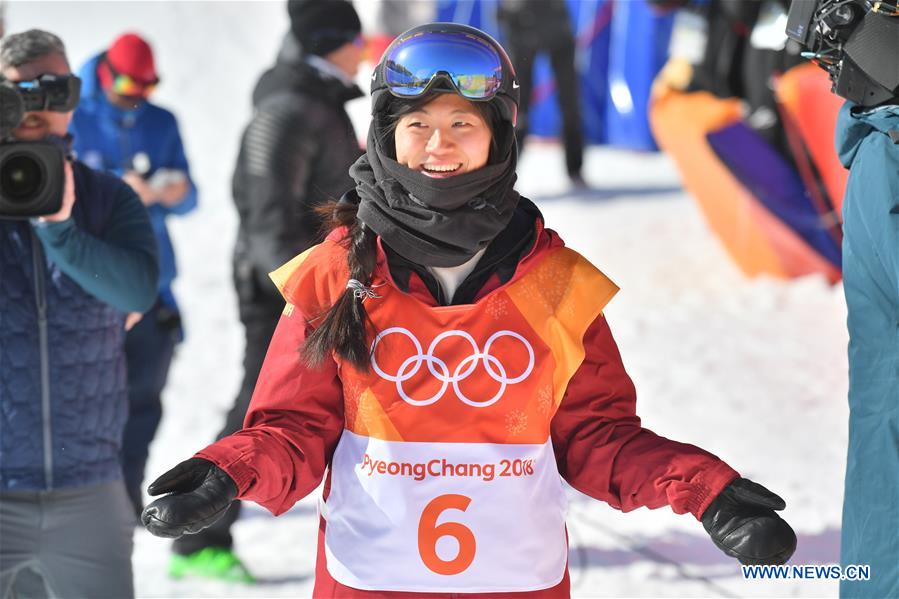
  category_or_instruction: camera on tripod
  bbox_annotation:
[0,73,80,219]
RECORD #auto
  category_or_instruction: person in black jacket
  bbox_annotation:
[167,0,364,582]
[498,0,584,185]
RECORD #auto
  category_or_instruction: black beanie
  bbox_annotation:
[288,0,361,57]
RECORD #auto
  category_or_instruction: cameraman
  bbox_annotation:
[0,29,158,599]
[787,0,899,595]
[836,84,899,597]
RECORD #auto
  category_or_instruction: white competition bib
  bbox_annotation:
[323,430,568,593]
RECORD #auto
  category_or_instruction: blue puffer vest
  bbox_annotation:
[1,162,128,490]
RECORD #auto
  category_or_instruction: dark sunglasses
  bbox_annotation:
[6,74,82,112]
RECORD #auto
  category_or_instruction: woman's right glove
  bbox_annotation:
[701,477,797,565]
[140,457,238,539]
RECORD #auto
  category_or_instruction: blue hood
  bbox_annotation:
[78,53,103,100]
[835,101,899,168]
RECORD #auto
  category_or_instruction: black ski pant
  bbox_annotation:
[506,35,584,178]
[123,299,180,519]
[172,294,282,555]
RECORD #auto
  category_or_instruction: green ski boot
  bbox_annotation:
[169,547,255,583]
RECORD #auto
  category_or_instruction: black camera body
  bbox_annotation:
[0,74,81,220]
[787,0,899,107]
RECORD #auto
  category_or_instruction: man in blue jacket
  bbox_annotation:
[70,32,197,518]
[0,29,159,598]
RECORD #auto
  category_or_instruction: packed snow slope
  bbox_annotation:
[6,2,848,597]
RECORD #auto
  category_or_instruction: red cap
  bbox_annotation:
[105,33,157,84]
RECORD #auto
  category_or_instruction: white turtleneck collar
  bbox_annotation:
[426,247,488,304]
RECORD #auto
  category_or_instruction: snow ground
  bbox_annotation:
[6,2,848,597]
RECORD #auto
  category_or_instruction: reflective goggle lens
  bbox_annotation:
[384,31,504,100]
[112,73,156,97]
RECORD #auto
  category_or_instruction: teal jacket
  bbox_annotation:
[835,102,899,598]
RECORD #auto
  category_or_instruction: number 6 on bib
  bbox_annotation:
[417,494,476,575]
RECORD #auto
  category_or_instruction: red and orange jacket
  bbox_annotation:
[196,219,738,598]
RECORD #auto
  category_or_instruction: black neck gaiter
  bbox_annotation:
[352,124,520,268]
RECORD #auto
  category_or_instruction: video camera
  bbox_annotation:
[0,73,80,219]
[786,0,899,107]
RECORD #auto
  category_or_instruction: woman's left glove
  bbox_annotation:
[140,457,238,539]
[701,477,797,565]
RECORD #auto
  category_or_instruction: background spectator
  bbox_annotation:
[166,0,364,583]
[498,0,584,186]
[70,31,198,519]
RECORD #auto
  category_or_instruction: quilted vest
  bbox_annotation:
[272,236,617,593]
[0,162,128,491]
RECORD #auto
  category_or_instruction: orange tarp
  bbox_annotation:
[650,86,841,283]
[776,63,848,218]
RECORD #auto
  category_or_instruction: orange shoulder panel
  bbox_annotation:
[268,240,351,320]
[506,247,618,412]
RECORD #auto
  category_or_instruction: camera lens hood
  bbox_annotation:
[0,140,65,220]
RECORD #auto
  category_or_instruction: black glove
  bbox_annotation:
[701,477,797,565]
[141,457,238,539]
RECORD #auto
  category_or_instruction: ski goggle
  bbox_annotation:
[102,58,158,98]
[111,72,157,97]
[382,31,506,101]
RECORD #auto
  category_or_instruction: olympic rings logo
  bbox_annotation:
[370,327,535,408]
